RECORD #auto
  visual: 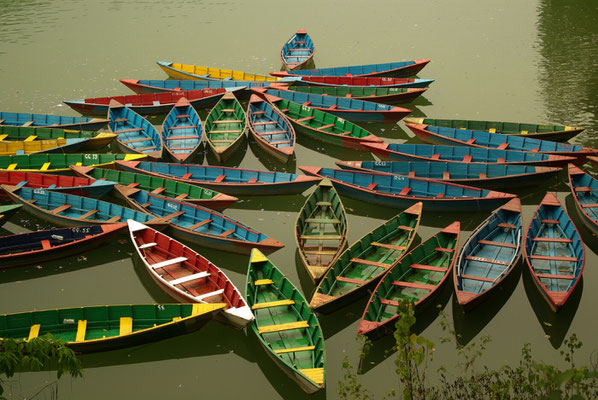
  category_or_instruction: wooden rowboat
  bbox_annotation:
[119,79,280,95]
[364,142,576,167]
[404,117,585,142]
[295,179,348,283]
[0,125,116,151]
[298,166,516,212]
[115,185,284,254]
[0,111,108,131]
[0,170,116,200]
[0,153,146,173]
[157,61,281,82]
[64,88,232,117]
[271,59,430,78]
[0,137,88,156]
[1,185,167,229]
[246,249,325,393]
[0,204,22,227]
[128,220,254,328]
[291,76,434,88]
[358,221,460,338]
[115,160,320,196]
[335,160,562,189]
[310,202,422,313]
[454,198,522,310]
[406,122,594,163]
[70,165,237,211]
[161,97,203,163]
[568,163,598,236]
[0,303,225,353]
[246,94,296,162]
[109,100,163,160]
[281,29,315,71]
[264,94,383,150]
[0,223,127,268]
[264,86,411,123]
[524,193,585,312]
[286,84,428,105]
[205,92,246,162]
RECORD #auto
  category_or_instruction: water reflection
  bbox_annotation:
[522,266,582,349]
[0,0,55,47]
[536,0,598,146]
[452,262,522,346]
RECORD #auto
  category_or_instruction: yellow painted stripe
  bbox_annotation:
[172,317,182,322]
[251,249,268,263]
[488,128,496,133]
[28,324,41,340]
[75,320,87,342]
[0,134,7,141]
[258,320,309,334]
[40,162,51,171]
[299,368,324,385]
[7,163,17,170]
[521,130,528,134]
[254,279,274,286]
[251,299,295,310]
[119,317,133,335]
[274,345,315,354]
[24,135,37,142]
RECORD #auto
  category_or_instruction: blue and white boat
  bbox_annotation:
[109,100,163,160]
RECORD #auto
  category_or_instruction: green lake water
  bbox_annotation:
[0,0,597,398]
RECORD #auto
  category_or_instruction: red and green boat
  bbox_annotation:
[310,203,422,313]
[264,94,383,150]
[358,221,460,338]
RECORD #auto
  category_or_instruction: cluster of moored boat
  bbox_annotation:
[0,28,596,394]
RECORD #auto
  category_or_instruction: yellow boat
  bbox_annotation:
[0,137,88,156]
[0,153,147,172]
[0,126,116,151]
[157,61,281,82]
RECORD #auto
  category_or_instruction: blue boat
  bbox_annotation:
[108,100,163,160]
[116,160,321,196]
[161,97,203,163]
[281,29,315,71]
[567,163,598,236]
[524,193,585,312]
[298,166,516,212]
[1,185,167,229]
[291,76,434,89]
[407,122,594,162]
[0,111,108,131]
[120,79,277,95]
[246,94,295,162]
[271,59,430,78]
[263,87,411,123]
[114,185,284,255]
[454,198,522,310]
[335,160,562,189]
[364,142,576,167]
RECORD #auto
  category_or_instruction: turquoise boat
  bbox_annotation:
[161,97,203,163]
[109,100,163,160]
[271,59,430,78]
[115,185,284,254]
[0,111,108,131]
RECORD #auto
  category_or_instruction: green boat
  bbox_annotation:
[246,249,325,394]
[357,221,460,338]
[286,84,427,105]
[0,203,22,227]
[404,117,584,142]
[70,165,238,211]
[205,92,246,162]
[310,202,422,313]
[0,125,117,151]
[0,303,225,353]
[264,93,383,150]
[0,153,146,173]
[295,179,348,283]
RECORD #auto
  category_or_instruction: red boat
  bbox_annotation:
[128,220,254,328]
[0,170,115,200]
[64,88,232,117]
